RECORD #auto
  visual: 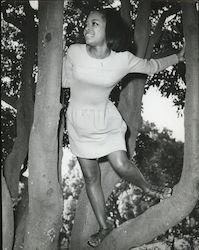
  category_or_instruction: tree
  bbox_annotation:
[1,1,37,248]
[2,0,37,201]
[1,0,198,249]
[69,1,199,250]
[23,1,64,249]
[2,171,14,250]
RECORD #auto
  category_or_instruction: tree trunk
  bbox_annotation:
[13,176,29,250]
[118,0,151,157]
[4,23,36,201]
[23,1,64,249]
[2,170,14,250]
[3,7,36,249]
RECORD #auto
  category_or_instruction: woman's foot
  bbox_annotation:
[88,221,114,248]
[145,185,173,200]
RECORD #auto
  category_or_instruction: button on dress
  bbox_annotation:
[62,44,178,159]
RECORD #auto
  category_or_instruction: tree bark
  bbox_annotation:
[4,21,36,201]
[23,1,64,249]
[2,2,36,250]
[2,170,14,250]
[13,176,29,250]
[118,0,152,157]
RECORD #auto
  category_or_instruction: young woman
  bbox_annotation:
[62,9,184,248]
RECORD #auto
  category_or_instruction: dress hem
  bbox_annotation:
[71,147,127,159]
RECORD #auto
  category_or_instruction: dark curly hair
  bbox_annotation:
[91,9,133,52]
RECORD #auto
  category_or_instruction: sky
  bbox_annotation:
[142,86,184,142]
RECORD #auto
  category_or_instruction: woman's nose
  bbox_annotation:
[85,24,91,31]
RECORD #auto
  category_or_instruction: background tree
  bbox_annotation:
[1,0,64,249]
[23,1,64,249]
[1,1,37,248]
[2,0,37,200]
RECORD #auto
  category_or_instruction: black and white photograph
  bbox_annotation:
[1,0,199,249]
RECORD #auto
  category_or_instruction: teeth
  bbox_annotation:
[85,33,94,38]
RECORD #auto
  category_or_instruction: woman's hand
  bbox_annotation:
[177,41,185,62]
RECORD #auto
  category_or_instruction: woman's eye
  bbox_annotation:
[92,22,98,26]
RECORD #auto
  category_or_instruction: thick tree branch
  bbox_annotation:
[23,1,64,249]
[2,173,14,250]
[151,48,179,59]
[181,0,199,187]
[118,0,151,158]
[134,0,152,57]
[120,0,132,27]
[98,188,199,250]
[146,4,181,58]
[3,20,36,201]
[23,1,37,35]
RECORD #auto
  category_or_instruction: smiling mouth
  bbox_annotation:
[84,33,94,38]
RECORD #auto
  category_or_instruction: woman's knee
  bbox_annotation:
[78,158,100,185]
[83,170,100,185]
[108,151,131,173]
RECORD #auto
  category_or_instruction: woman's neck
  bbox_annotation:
[86,45,111,59]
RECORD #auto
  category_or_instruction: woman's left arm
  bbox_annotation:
[128,45,185,75]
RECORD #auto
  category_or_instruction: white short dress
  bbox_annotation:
[62,44,178,159]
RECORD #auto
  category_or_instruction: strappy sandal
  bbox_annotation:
[145,186,173,200]
[88,222,113,248]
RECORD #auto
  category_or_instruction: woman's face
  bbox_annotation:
[84,11,107,47]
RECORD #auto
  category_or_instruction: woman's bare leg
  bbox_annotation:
[77,157,108,229]
[107,150,154,192]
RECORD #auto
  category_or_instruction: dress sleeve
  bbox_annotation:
[127,52,179,75]
[62,46,73,88]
